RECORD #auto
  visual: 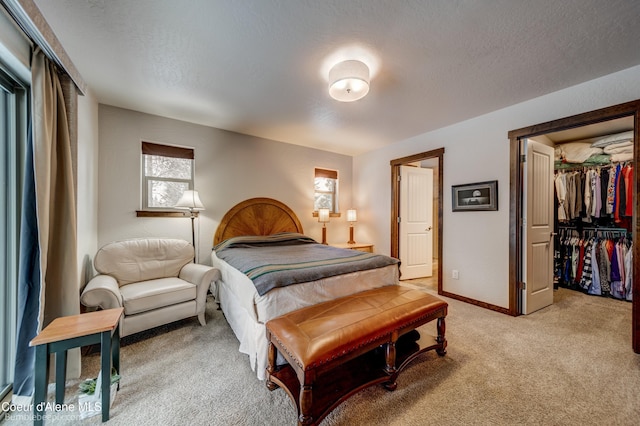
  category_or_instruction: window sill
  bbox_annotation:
[136,210,199,218]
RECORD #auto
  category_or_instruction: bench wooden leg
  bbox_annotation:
[383,335,398,391]
[436,316,447,356]
[266,341,279,391]
[299,383,313,425]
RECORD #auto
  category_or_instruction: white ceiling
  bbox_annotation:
[33,0,640,156]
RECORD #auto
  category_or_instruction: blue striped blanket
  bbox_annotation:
[214,233,399,296]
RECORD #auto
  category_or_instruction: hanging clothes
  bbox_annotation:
[554,159,632,302]
[555,173,568,222]
[555,163,632,231]
[624,243,633,301]
[623,165,633,217]
[557,228,632,301]
[606,165,616,214]
[589,240,602,296]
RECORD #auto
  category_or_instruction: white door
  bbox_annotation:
[400,165,434,279]
[523,139,555,314]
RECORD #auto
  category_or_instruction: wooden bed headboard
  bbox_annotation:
[213,197,304,246]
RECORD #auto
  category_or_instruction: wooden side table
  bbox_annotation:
[330,242,374,253]
[29,308,124,425]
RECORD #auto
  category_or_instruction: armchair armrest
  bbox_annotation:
[80,274,123,310]
[179,264,221,315]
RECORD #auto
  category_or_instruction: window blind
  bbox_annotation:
[315,168,338,179]
[142,142,194,159]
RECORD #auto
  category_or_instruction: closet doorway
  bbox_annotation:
[508,99,640,354]
[391,148,444,292]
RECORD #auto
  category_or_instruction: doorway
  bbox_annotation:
[508,99,640,353]
[391,148,444,293]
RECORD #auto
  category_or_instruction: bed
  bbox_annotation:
[210,197,400,379]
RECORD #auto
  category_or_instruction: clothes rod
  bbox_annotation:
[558,225,628,231]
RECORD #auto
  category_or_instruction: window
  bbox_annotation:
[142,142,194,210]
[0,65,26,401]
[314,168,339,214]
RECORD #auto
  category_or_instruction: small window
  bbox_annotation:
[142,142,194,210]
[314,168,339,213]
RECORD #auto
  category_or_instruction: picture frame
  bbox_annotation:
[452,180,498,212]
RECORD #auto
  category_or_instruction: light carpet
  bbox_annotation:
[3,285,639,426]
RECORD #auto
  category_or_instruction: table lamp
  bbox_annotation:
[318,208,330,244]
[347,209,357,244]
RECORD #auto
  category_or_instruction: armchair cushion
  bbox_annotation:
[94,238,193,286]
[120,278,196,315]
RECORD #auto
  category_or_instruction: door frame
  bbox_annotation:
[391,148,444,293]
[508,99,640,353]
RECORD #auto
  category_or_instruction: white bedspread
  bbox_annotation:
[210,250,399,379]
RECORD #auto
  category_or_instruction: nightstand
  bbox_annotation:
[330,242,374,253]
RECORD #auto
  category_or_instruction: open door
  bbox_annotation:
[399,165,433,279]
[522,139,555,314]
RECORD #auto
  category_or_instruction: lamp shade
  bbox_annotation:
[174,190,205,211]
[328,60,370,102]
[347,209,357,223]
[318,208,330,223]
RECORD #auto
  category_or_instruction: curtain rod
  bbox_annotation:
[0,0,86,95]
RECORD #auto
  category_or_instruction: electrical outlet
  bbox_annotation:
[452,270,459,279]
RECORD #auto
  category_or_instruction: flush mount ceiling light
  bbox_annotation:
[328,60,370,102]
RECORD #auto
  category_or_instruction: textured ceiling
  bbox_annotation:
[32,0,640,156]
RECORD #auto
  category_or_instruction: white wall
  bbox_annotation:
[98,105,353,264]
[354,64,640,309]
[76,90,100,287]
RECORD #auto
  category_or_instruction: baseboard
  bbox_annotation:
[439,291,512,316]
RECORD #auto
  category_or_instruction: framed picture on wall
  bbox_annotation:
[452,180,498,212]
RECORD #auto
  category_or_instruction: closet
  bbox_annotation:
[509,99,640,353]
[545,125,634,301]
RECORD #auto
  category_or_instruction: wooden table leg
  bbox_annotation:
[100,330,112,422]
[55,349,67,404]
[33,344,49,426]
[112,322,120,390]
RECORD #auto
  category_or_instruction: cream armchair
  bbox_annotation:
[81,238,220,337]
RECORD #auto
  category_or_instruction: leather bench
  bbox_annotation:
[265,285,447,426]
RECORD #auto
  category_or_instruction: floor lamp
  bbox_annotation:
[175,190,205,262]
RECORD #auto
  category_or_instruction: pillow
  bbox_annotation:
[603,140,633,154]
[610,152,633,163]
[591,131,633,148]
[557,142,603,164]
[214,232,316,251]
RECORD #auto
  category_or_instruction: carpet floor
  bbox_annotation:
[3,284,639,426]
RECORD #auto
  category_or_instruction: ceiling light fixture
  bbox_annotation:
[328,60,370,102]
